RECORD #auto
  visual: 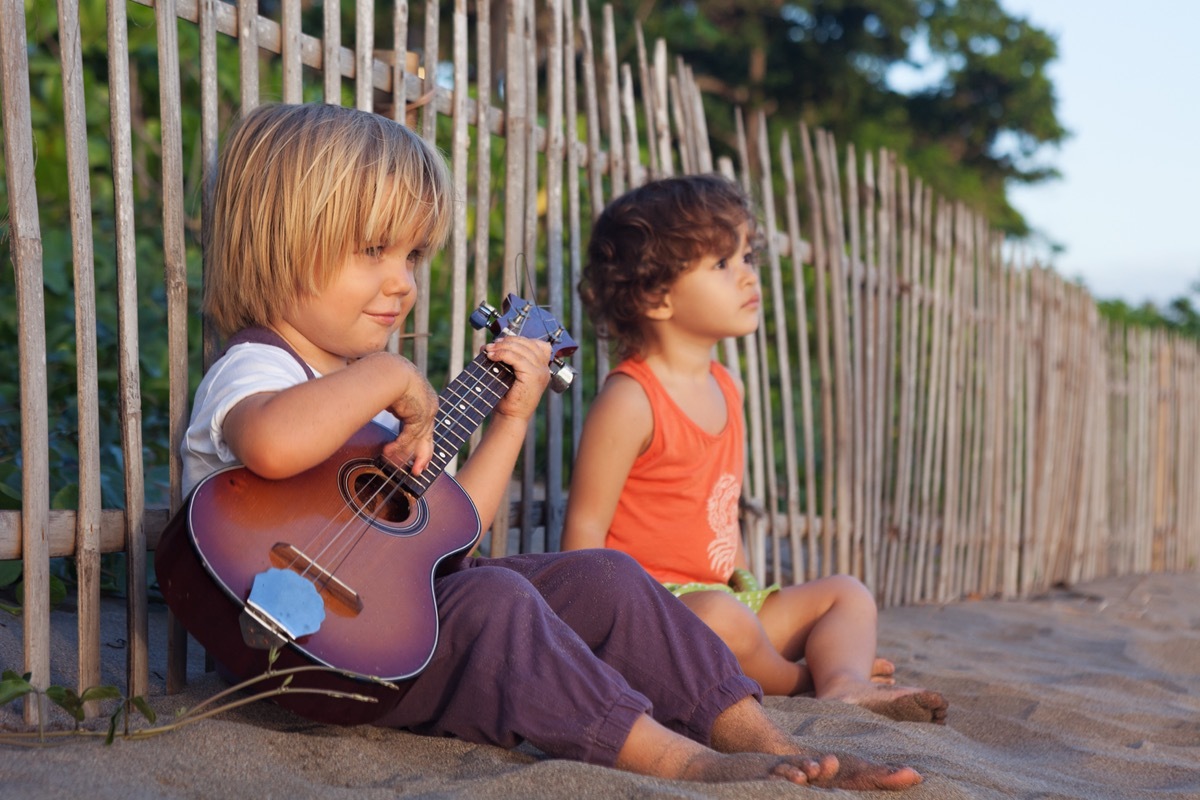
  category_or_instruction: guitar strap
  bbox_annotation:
[225,326,316,380]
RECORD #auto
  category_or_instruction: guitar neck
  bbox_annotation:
[393,350,516,497]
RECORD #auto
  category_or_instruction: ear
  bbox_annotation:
[644,291,673,321]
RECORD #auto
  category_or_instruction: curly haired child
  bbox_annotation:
[563,173,947,724]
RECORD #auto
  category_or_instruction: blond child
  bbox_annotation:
[170,103,926,788]
[563,174,947,724]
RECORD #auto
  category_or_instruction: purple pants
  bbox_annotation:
[374,549,760,766]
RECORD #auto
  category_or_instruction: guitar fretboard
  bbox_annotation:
[390,351,517,498]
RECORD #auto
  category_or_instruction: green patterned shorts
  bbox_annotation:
[663,568,781,614]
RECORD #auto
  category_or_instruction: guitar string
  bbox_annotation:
[281,354,513,596]
[301,359,510,592]
[305,359,505,582]
[287,357,496,583]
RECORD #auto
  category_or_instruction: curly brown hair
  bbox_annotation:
[580,173,755,360]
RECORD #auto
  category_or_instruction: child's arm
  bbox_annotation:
[454,336,552,531]
[222,350,438,480]
[561,374,653,550]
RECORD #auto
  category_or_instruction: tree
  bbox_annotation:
[1097,280,1200,339]
[616,0,1067,235]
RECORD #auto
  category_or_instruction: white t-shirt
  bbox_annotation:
[181,342,398,496]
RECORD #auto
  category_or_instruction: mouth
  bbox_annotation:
[366,310,402,327]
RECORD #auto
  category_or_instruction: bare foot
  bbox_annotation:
[616,711,827,784]
[793,657,895,694]
[705,697,925,790]
[830,683,949,724]
[679,751,922,790]
[677,751,831,784]
[810,753,925,791]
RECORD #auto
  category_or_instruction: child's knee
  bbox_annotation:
[440,565,537,630]
[827,574,878,616]
[566,548,648,588]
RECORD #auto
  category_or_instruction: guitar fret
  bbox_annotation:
[399,352,517,496]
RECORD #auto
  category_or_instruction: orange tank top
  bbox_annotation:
[604,358,745,585]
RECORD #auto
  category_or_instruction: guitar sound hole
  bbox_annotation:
[351,470,414,525]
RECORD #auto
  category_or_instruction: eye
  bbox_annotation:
[407,248,424,265]
[362,245,386,259]
[714,258,728,270]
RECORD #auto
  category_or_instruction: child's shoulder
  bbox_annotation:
[597,366,653,406]
[194,341,311,403]
[209,340,309,378]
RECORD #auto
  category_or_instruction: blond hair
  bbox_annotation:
[204,103,453,337]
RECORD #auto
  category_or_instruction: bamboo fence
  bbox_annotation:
[1,0,1197,726]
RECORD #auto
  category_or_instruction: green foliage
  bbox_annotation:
[0,560,71,615]
[1097,281,1200,338]
[0,561,23,615]
[612,0,1067,237]
[2,0,196,513]
[0,668,146,744]
[0,649,379,746]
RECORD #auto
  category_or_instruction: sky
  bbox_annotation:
[1000,0,1200,307]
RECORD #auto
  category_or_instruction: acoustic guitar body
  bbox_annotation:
[155,421,481,725]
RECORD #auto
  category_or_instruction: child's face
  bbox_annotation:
[279,235,426,372]
[658,221,760,341]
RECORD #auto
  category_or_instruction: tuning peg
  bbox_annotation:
[469,302,498,332]
[549,362,576,394]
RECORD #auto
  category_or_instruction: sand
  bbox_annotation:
[1,571,1198,799]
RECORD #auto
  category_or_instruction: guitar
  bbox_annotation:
[155,295,577,725]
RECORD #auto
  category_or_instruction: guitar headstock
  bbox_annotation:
[470,293,578,393]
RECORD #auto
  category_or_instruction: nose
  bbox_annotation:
[383,257,415,297]
[739,257,759,285]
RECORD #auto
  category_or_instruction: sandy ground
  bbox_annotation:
[1,571,1198,799]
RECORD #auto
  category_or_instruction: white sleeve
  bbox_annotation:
[181,343,311,495]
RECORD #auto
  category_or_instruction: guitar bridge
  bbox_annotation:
[271,542,364,614]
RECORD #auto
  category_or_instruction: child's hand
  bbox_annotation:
[484,336,552,423]
[381,358,440,474]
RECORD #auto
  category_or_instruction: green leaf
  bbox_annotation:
[130,695,156,724]
[13,574,70,609]
[80,685,122,704]
[45,685,85,721]
[0,676,34,706]
[0,560,22,588]
[49,574,67,607]
[51,483,80,509]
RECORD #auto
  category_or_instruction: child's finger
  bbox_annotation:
[481,338,553,421]
[382,427,435,475]
[408,437,435,476]
[485,338,552,376]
